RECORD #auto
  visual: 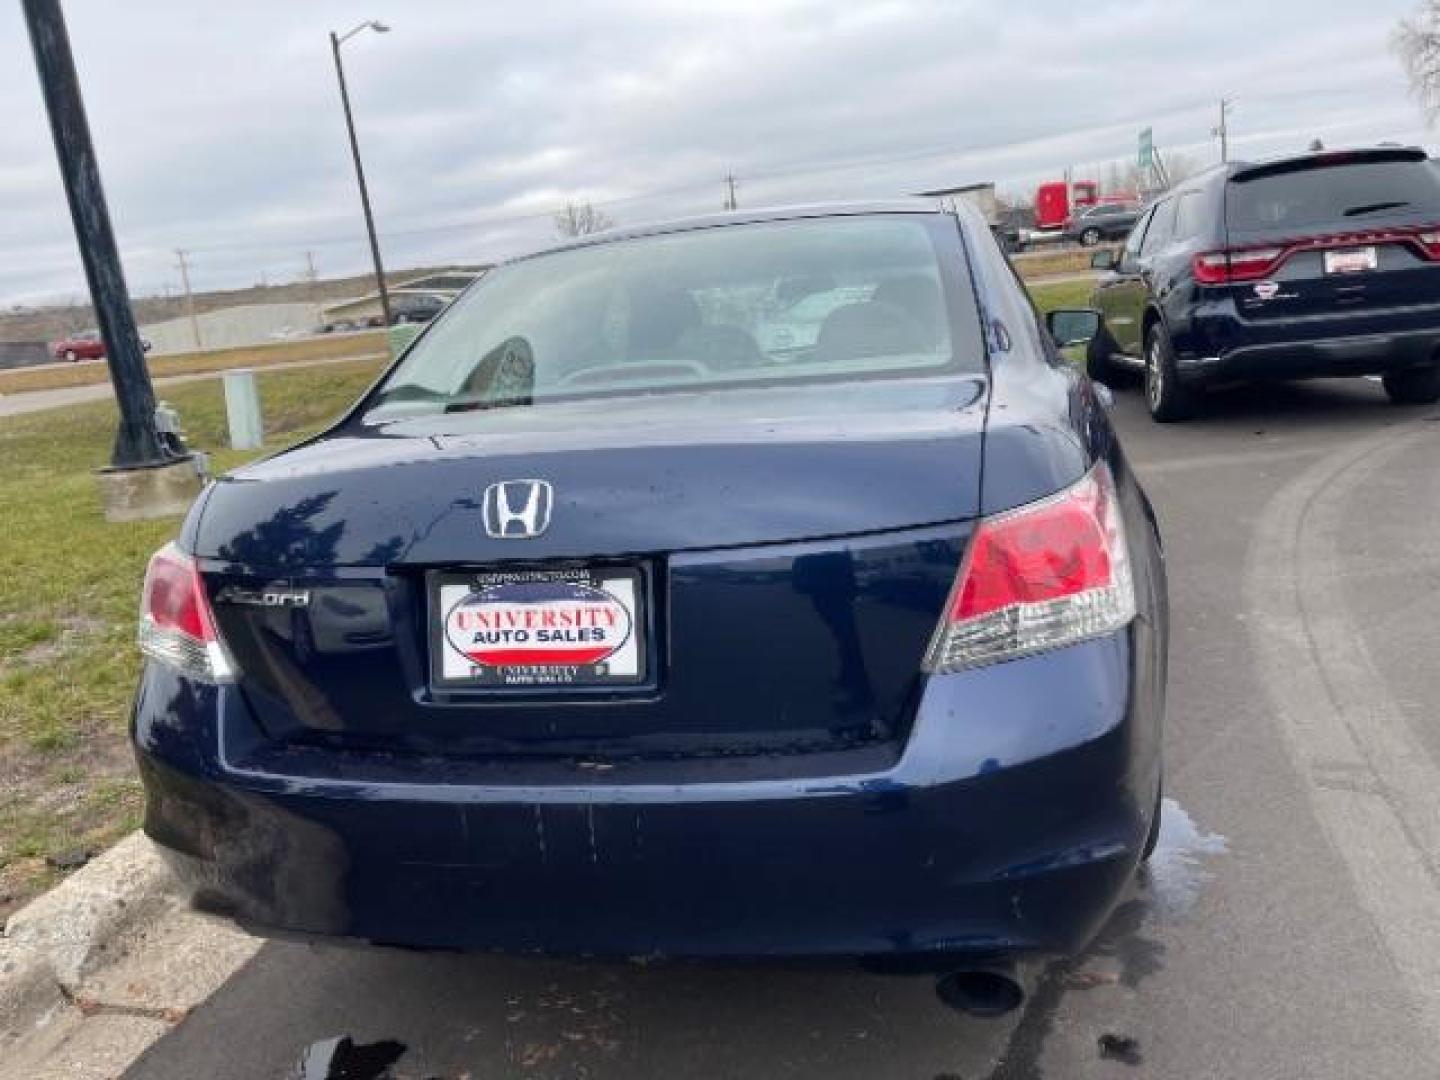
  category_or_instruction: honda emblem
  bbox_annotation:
[481,480,553,539]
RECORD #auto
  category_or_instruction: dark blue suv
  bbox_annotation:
[1080,147,1440,421]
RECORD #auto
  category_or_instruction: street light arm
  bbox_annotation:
[334,19,388,46]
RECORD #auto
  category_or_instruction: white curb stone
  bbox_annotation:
[4,835,177,1008]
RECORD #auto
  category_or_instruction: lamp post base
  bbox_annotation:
[95,457,204,523]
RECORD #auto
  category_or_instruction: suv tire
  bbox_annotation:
[1381,365,1440,406]
[1085,326,1130,386]
[1144,323,1196,422]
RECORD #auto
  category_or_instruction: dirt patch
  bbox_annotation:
[0,724,141,919]
[0,857,50,922]
[4,614,107,672]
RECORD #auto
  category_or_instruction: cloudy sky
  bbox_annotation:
[0,0,1432,306]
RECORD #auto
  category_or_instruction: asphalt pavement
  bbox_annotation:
[123,377,1440,1079]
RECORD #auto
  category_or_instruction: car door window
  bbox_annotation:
[1118,208,1154,272]
[1172,192,1205,243]
[1139,200,1175,258]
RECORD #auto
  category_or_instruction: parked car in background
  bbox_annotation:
[51,330,151,361]
[51,330,103,361]
[1066,203,1143,246]
[132,202,1167,1016]
[390,292,448,324]
[1071,146,1440,421]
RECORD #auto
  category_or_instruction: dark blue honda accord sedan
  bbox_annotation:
[132,202,1166,1010]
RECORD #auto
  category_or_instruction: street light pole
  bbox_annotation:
[22,0,176,468]
[330,22,392,328]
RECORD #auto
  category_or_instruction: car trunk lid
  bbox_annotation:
[196,377,987,764]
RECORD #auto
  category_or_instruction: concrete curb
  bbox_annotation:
[1,833,176,1039]
[0,938,61,1047]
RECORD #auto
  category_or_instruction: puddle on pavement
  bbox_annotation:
[989,798,1226,1078]
[1142,797,1228,917]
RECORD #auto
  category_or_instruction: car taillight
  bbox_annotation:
[1418,230,1440,260]
[138,542,235,682]
[923,463,1135,673]
[1192,247,1286,284]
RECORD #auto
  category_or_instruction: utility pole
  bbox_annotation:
[303,250,319,304]
[330,23,392,327]
[724,173,739,211]
[22,0,177,468]
[1213,98,1233,163]
[175,248,202,350]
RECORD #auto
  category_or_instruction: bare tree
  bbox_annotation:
[1162,151,1200,186]
[1394,2,1440,124]
[554,201,614,238]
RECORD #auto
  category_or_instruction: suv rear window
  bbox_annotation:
[1227,154,1440,235]
[362,215,982,425]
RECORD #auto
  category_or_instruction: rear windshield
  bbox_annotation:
[361,215,981,425]
[1227,156,1440,234]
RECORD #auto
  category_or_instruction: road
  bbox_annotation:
[124,378,1440,1079]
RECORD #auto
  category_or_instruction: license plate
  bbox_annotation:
[1323,246,1378,274]
[431,566,646,688]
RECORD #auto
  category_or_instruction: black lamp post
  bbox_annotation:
[330,19,392,328]
[22,0,181,468]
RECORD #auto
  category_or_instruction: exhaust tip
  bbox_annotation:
[935,967,1025,1018]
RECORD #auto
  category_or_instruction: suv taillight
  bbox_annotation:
[1197,226,1440,282]
[1192,247,1286,284]
[923,464,1136,673]
[138,542,234,683]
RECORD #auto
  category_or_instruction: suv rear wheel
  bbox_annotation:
[1085,326,1132,386]
[1381,365,1440,406]
[1144,324,1196,423]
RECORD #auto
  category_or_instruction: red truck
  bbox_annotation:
[1034,180,1095,231]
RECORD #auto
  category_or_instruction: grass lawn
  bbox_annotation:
[1027,278,1096,314]
[0,357,384,915]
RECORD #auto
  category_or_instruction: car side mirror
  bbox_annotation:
[1045,308,1102,349]
[1090,249,1117,272]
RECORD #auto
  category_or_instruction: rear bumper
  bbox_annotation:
[133,633,1160,960]
[1179,301,1440,385]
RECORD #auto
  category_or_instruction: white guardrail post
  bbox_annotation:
[223,369,264,450]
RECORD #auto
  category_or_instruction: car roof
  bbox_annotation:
[510,200,959,264]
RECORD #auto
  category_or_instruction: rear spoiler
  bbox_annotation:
[1230,147,1429,184]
